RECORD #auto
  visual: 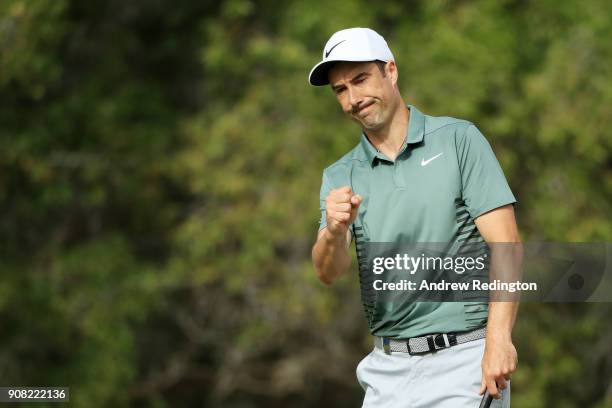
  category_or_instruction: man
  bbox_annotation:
[309,28,520,407]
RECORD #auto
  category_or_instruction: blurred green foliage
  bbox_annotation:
[0,0,610,407]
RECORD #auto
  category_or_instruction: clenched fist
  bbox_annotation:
[325,186,362,238]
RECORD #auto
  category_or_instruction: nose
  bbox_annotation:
[347,86,362,111]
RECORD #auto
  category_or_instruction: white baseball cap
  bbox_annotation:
[308,27,395,86]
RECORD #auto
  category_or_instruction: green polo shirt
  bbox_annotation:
[318,105,516,339]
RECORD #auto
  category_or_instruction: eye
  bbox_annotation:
[352,74,369,86]
[335,87,346,95]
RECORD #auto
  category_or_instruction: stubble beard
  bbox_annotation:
[358,102,387,132]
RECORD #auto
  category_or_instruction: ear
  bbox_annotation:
[386,61,398,86]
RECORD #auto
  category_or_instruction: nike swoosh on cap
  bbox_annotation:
[325,40,346,58]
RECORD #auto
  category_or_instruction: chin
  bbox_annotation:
[362,118,384,131]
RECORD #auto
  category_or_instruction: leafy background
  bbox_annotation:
[0,0,610,406]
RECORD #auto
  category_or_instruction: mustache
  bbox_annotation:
[351,100,375,114]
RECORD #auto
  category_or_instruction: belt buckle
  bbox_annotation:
[434,333,449,349]
[433,333,458,350]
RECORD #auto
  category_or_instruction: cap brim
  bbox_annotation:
[308,60,340,86]
[308,58,386,86]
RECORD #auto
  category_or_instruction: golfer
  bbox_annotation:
[310,28,519,407]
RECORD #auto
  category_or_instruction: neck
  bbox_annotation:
[364,98,409,161]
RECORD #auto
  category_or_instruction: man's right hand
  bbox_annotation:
[325,186,362,238]
[312,186,362,284]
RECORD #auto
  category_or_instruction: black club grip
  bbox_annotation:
[479,390,494,408]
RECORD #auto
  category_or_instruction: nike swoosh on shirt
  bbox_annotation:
[421,152,444,166]
[325,40,346,58]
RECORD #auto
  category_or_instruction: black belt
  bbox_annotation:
[374,327,486,355]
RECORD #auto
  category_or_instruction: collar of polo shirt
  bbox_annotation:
[359,105,426,165]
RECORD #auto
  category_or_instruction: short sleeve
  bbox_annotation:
[318,172,334,231]
[456,124,517,219]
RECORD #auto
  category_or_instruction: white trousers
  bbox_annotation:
[356,337,511,408]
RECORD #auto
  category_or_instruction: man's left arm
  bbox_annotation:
[474,204,523,400]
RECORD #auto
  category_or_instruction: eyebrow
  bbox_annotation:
[331,71,371,92]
